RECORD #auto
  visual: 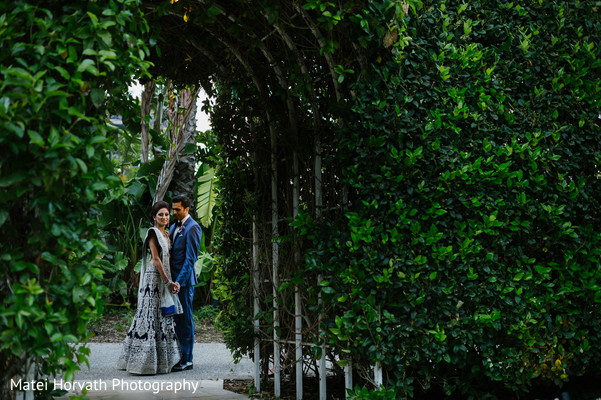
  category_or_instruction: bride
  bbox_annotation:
[117,200,182,374]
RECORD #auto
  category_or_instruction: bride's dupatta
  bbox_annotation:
[140,227,183,316]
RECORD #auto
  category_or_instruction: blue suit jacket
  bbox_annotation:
[169,217,202,287]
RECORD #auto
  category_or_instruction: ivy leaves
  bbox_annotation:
[300,0,601,397]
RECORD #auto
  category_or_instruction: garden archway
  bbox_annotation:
[143,1,358,398]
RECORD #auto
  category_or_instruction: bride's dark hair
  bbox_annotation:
[150,200,170,221]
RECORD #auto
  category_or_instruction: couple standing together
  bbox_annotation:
[117,196,202,374]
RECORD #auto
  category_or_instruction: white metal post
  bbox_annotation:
[318,275,326,400]
[374,362,383,389]
[345,360,353,399]
[270,121,281,398]
[315,135,326,400]
[292,138,303,400]
[295,286,303,399]
[252,220,261,392]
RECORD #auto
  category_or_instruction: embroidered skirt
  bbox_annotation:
[117,268,181,374]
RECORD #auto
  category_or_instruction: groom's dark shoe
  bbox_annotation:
[171,361,193,372]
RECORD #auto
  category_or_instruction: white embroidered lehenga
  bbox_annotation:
[117,227,181,374]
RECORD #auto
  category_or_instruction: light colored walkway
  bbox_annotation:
[51,343,253,399]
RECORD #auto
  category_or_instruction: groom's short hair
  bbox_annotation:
[172,195,192,209]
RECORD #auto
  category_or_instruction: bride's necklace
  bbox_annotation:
[158,228,169,240]
[158,227,171,249]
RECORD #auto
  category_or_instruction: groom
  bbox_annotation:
[169,195,202,372]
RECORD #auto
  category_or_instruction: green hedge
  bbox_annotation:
[0,0,151,394]
[307,0,601,397]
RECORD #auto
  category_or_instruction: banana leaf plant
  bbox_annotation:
[194,164,219,294]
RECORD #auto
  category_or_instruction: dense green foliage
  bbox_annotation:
[312,1,601,397]
[0,0,151,393]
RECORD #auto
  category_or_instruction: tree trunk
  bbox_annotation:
[153,84,200,203]
[140,80,156,163]
[169,95,198,202]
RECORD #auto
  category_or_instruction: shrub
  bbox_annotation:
[311,0,601,397]
[195,305,221,323]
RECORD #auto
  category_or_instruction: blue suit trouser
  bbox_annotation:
[174,284,194,364]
